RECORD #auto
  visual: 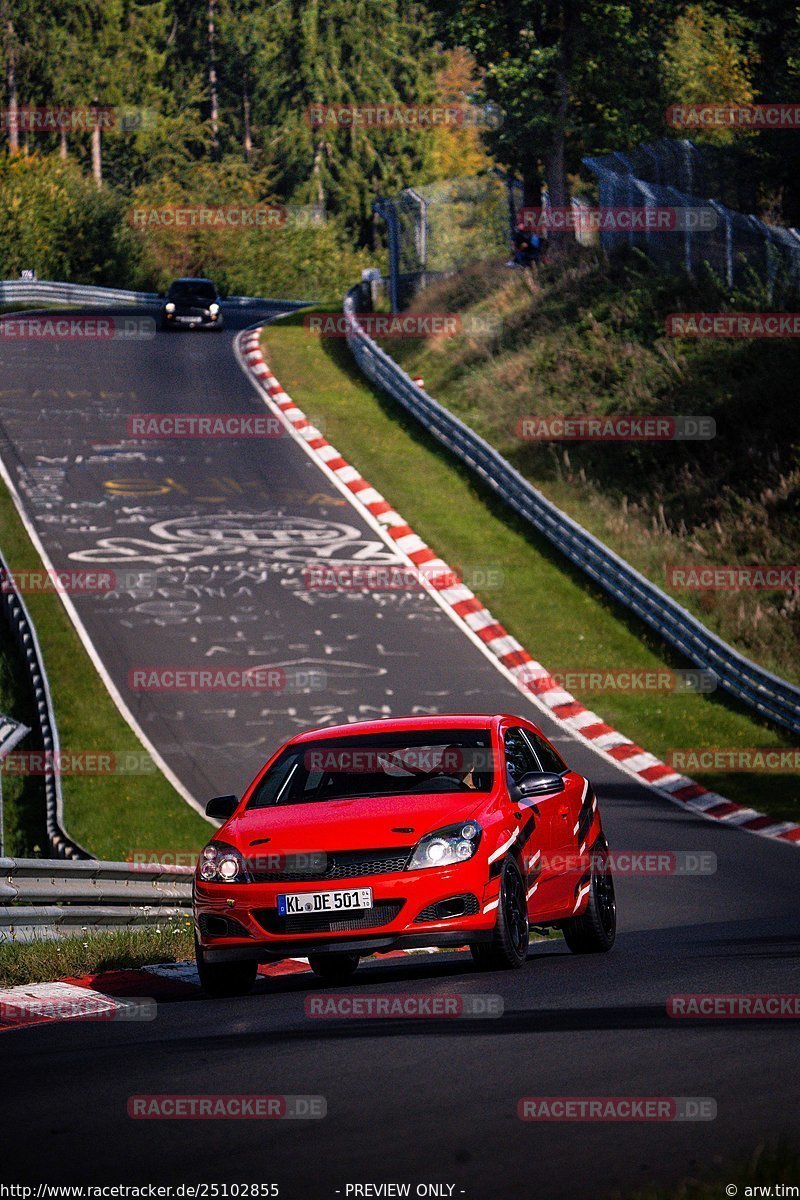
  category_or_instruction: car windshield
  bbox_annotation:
[168,280,216,300]
[247,729,495,807]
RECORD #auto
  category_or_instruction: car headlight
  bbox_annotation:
[197,841,249,883]
[165,302,175,313]
[406,821,482,871]
[209,302,220,315]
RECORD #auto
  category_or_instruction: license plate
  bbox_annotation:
[277,887,373,916]
[178,316,201,324]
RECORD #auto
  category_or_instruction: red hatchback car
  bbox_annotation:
[193,713,616,995]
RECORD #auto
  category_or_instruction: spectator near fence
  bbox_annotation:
[506,221,542,268]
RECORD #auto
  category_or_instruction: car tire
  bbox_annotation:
[561,840,616,954]
[308,952,361,982]
[470,856,528,970]
[195,936,258,997]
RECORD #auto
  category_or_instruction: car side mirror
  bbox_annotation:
[517,771,565,798]
[205,793,238,820]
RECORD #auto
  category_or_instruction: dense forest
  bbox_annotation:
[1,1,799,295]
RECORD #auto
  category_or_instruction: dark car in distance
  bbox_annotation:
[161,277,223,330]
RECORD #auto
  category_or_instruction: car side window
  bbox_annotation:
[504,728,540,784]
[524,729,567,775]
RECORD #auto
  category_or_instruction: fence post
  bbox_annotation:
[707,201,734,288]
[373,196,400,313]
[763,223,777,302]
[404,187,428,274]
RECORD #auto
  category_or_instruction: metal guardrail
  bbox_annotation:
[0,280,315,309]
[0,280,161,307]
[343,283,800,736]
[0,549,90,860]
[0,857,193,938]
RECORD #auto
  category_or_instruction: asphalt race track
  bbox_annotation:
[1,305,798,1198]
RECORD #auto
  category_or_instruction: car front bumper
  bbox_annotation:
[162,310,222,329]
[194,860,500,963]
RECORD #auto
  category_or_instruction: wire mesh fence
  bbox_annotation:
[583,139,800,296]
[374,139,800,306]
[373,173,522,309]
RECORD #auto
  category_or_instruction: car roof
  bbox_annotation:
[286,714,524,744]
[171,277,215,286]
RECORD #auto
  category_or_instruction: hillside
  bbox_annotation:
[387,248,800,685]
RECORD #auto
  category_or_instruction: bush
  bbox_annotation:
[128,163,372,300]
[0,151,140,284]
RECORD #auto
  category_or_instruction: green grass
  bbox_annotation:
[0,483,211,859]
[0,925,553,988]
[388,249,800,688]
[620,1144,799,1200]
[0,634,48,856]
[0,919,194,988]
[261,312,799,823]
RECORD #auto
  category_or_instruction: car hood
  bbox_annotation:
[222,791,488,853]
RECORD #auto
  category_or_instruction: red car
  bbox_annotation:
[193,713,616,995]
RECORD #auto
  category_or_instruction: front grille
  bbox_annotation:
[199,913,250,939]
[414,893,479,923]
[174,304,210,316]
[255,900,404,935]
[249,847,412,883]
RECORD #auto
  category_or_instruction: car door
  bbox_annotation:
[502,726,565,918]
[522,726,591,912]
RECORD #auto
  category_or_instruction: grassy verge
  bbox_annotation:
[0,483,211,859]
[621,1144,799,1200]
[0,631,47,856]
[0,919,194,988]
[388,250,800,687]
[0,927,553,988]
[261,312,799,823]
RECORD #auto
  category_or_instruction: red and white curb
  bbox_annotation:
[0,966,198,1032]
[236,326,800,849]
[0,948,466,1031]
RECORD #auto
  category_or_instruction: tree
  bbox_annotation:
[428,0,681,214]
[426,47,493,181]
[663,4,755,146]
[256,0,439,245]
